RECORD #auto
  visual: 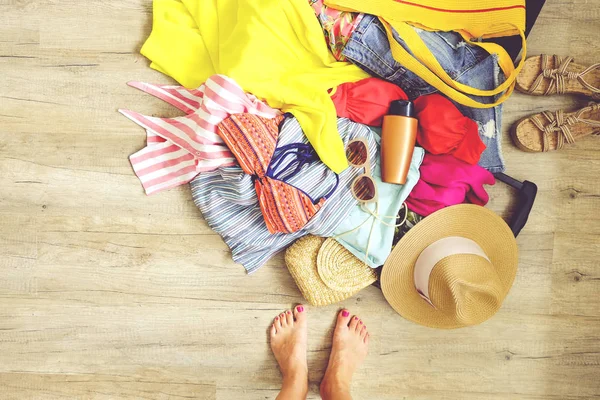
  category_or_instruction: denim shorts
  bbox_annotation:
[342,14,506,173]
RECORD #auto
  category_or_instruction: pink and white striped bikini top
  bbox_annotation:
[119,74,280,195]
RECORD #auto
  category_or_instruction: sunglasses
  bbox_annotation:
[346,139,378,204]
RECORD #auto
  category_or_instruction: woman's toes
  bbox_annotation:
[285,310,294,326]
[360,326,367,338]
[356,319,364,332]
[364,333,370,344]
[279,313,287,327]
[293,305,306,325]
[336,309,351,331]
[270,324,277,338]
[349,315,360,330]
[274,315,282,331]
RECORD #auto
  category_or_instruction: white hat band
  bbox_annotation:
[414,236,490,307]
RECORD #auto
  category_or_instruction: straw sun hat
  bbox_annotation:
[381,204,519,329]
[285,236,377,306]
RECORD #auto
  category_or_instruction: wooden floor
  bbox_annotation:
[1,1,599,399]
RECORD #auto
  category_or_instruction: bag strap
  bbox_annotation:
[382,20,527,109]
[390,22,523,96]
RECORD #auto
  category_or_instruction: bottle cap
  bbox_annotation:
[388,100,416,118]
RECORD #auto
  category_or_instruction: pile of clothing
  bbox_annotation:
[121,0,527,329]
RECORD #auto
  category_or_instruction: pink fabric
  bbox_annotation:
[309,0,364,61]
[119,75,280,195]
[406,154,495,216]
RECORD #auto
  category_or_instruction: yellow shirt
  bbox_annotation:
[141,0,369,173]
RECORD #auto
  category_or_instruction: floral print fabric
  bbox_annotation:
[309,0,364,61]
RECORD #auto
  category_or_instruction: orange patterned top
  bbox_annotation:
[217,114,336,234]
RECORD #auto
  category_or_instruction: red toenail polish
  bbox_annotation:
[359,320,363,324]
[297,306,304,312]
[286,310,291,314]
[354,317,359,320]
[342,310,349,317]
[275,316,279,320]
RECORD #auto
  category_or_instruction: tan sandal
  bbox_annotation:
[511,103,600,152]
[516,55,600,99]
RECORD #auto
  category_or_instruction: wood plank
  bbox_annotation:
[0,0,599,398]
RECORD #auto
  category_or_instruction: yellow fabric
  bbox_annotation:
[324,0,526,108]
[140,0,369,173]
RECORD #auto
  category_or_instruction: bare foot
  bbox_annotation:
[320,309,369,399]
[270,305,308,400]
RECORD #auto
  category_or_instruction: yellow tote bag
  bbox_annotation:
[323,0,527,108]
